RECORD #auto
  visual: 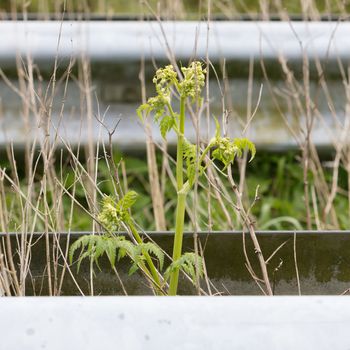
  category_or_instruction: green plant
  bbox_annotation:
[138,62,256,295]
[69,189,205,295]
[69,61,255,296]
[69,191,165,294]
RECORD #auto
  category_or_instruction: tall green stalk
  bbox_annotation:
[70,62,259,297]
[137,62,255,295]
[169,97,186,295]
[127,220,163,294]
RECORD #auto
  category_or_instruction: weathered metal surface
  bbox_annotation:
[4,231,350,296]
[1,296,350,350]
[0,21,348,63]
[0,75,346,150]
[0,21,348,149]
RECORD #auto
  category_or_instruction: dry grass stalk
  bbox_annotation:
[139,55,167,231]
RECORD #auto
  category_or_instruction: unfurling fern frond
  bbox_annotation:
[164,252,204,285]
[69,235,136,272]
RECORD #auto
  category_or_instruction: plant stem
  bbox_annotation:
[140,58,167,231]
[176,97,185,189]
[168,192,187,295]
[227,166,273,295]
[128,221,163,294]
[169,97,186,296]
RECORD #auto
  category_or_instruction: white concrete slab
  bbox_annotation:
[0,296,350,350]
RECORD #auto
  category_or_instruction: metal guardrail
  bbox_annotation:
[3,231,350,295]
[0,20,347,150]
[0,20,349,64]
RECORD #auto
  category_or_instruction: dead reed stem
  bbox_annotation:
[139,55,167,231]
[228,165,273,296]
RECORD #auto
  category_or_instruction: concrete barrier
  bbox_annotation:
[1,296,350,350]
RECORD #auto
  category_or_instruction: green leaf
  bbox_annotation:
[128,263,139,276]
[117,247,127,261]
[69,235,94,264]
[69,237,83,264]
[210,137,256,169]
[77,250,92,273]
[233,138,256,161]
[105,238,117,267]
[214,116,221,140]
[115,238,136,260]
[136,103,151,121]
[159,115,175,139]
[69,234,138,272]
[183,140,203,187]
[260,216,303,230]
[137,242,165,271]
[116,191,138,212]
[164,252,204,285]
[211,137,237,169]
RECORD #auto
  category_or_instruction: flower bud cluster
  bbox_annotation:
[153,64,177,97]
[211,137,241,169]
[179,61,206,99]
[98,196,121,232]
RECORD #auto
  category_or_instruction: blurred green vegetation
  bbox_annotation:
[0,0,349,17]
[3,149,348,232]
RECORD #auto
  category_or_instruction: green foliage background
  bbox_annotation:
[3,149,345,232]
[0,0,348,16]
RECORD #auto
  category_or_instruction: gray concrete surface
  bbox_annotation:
[0,296,350,349]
